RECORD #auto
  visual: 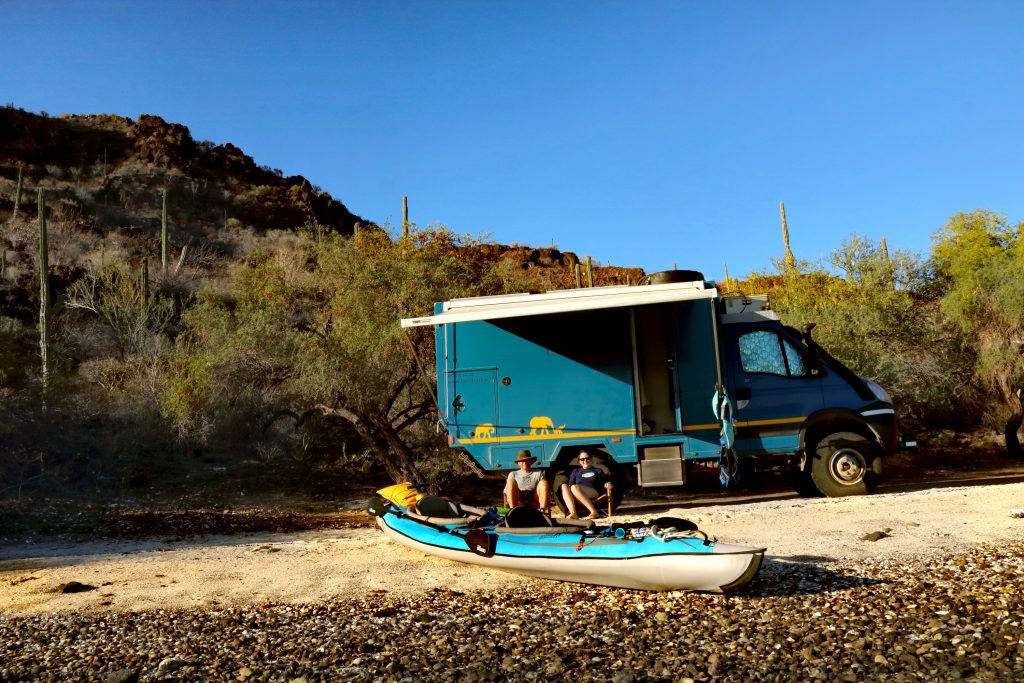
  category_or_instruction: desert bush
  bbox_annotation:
[748,235,977,431]
[65,259,176,358]
[931,210,1024,455]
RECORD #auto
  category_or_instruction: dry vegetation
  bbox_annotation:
[1,107,1021,535]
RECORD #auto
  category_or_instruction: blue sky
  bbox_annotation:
[4,1,1023,278]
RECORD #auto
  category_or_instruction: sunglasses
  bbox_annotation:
[579,456,591,461]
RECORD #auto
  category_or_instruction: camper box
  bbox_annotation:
[401,272,899,500]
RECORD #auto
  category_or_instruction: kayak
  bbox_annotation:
[368,494,765,593]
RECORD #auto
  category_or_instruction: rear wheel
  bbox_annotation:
[809,431,881,497]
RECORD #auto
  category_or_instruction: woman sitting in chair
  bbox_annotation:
[560,449,611,520]
[504,450,551,514]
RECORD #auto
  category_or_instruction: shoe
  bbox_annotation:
[568,513,579,519]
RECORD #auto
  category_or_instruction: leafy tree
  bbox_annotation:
[931,210,1024,456]
[166,225,508,482]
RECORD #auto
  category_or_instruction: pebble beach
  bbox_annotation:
[3,481,1024,681]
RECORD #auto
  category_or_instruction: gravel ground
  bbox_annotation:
[3,480,1024,682]
[1,542,1023,682]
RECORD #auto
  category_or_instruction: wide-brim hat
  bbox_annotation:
[514,450,537,464]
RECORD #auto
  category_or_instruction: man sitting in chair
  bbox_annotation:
[504,450,551,514]
[561,449,611,520]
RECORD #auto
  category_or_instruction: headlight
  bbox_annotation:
[861,378,891,404]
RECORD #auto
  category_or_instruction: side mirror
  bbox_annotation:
[800,323,822,376]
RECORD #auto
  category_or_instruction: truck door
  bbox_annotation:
[447,368,498,445]
[724,325,822,454]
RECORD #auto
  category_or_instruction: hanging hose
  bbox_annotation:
[712,385,739,488]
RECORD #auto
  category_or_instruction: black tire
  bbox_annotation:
[793,471,820,497]
[792,451,821,497]
[809,431,881,497]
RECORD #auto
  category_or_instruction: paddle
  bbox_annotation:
[463,528,497,558]
[367,497,496,558]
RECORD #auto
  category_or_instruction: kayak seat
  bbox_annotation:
[504,506,553,528]
[414,495,464,518]
[496,515,595,535]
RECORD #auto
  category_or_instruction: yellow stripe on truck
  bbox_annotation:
[457,429,633,445]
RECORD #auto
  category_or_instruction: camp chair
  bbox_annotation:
[593,483,615,516]
[556,482,614,517]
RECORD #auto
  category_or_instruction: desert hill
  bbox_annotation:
[0,107,365,236]
[0,107,642,326]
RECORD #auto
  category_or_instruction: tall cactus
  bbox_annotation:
[780,201,797,275]
[586,256,594,288]
[402,196,409,237]
[880,237,894,291]
[161,189,169,270]
[38,189,49,389]
[12,165,23,219]
[140,258,149,302]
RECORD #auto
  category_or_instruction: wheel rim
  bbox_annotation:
[829,448,866,485]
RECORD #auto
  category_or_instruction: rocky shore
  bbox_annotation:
[4,480,1024,681]
[2,541,1023,682]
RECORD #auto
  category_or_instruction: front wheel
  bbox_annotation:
[809,431,881,497]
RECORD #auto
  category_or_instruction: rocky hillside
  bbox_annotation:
[0,107,365,235]
[0,107,643,326]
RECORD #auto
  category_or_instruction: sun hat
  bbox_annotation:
[514,450,537,464]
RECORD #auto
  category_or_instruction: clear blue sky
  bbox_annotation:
[4,1,1023,278]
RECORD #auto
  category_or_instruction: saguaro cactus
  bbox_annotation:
[12,165,23,219]
[780,201,797,275]
[140,258,149,302]
[880,237,894,291]
[161,189,169,270]
[38,189,49,388]
[402,196,409,237]
[586,256,594,288]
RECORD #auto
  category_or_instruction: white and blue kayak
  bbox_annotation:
[368,494,765,593]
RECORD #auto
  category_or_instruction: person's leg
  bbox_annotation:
[504,479,522,507]
[537,478,551,515]
[571,485,600,518]
[560,483,578,518]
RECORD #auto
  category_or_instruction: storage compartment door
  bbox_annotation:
[448,369,498,442]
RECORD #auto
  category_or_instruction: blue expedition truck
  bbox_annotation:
[401,271,900,506]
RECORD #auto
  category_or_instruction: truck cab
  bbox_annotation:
[401,272,898,499]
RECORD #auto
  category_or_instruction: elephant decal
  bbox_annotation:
[529,416,566,435]
[474,423,495,439]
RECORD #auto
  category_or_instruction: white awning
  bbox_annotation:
[401,280,718,328]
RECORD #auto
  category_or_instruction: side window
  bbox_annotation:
[782,338,807,376]
[738,330,808,377]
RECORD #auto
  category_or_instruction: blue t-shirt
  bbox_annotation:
[568,466,605,492]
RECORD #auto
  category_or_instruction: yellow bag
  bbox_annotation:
[376,482,423,508]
